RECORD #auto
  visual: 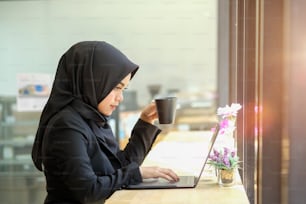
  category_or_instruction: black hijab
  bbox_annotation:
[32,41,139,171]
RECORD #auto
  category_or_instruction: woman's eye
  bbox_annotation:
[114,86,125,92]
[114,86,128,92]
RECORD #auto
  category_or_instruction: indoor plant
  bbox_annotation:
[208,103,242,186]
[217,103,242,138]
[208,146,241,186]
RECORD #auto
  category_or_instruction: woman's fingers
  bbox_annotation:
[140,166,180,182]
[158,168,180,182]
[140,103,158,124]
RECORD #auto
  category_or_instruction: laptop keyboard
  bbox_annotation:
[176,176,196,186]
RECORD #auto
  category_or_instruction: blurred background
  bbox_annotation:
[2,0,306,204]
[0,1,219,203]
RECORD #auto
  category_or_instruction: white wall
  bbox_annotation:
[0,0,217,105]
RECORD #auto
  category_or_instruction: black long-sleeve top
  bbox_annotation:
[42,104,161,203]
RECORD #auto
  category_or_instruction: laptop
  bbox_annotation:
[125,123,220,189]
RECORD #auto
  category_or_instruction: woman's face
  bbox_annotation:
[97,73,131,116]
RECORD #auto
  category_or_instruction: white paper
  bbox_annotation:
[16,73,53,111]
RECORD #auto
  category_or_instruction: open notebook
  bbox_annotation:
[125,124,220,189]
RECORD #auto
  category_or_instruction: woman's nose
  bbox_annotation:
[117,91,124,102]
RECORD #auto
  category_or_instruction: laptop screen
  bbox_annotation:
[193,123,220,185]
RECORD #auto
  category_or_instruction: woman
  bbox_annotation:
[31,41,179,204]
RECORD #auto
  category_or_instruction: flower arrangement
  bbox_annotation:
[208,147,240,170]
[208,103,242,186]
[217,103,242,137]
[208,103,242,170]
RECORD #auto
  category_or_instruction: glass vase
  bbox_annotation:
[217,168,236,187]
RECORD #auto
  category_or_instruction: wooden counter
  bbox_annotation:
[106,131,250,204]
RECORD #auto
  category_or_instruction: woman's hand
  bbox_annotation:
[140,102,158,124]
[139,166,180,182]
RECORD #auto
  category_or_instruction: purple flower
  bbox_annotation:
[223,157,230,167]
[213,149,219,157]
[231,150,236,157]
[209,155,218,161]
[208,147,240,170]
[220,119,230,129]
[223,147,230,156]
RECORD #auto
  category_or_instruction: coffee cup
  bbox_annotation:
[155,96,177,124]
